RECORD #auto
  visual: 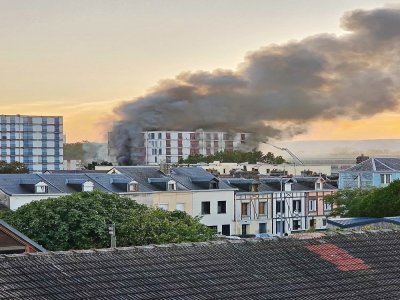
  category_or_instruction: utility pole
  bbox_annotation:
[108,224,116,248]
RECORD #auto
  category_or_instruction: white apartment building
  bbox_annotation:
[0,115,63,172]
[144,131,249,165]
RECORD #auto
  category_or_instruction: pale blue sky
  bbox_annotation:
[0,0,394,141]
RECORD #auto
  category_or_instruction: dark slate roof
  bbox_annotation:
[111,166,185,192]
[84,173,133,193]
[222,178,258,192]
[0,173,134,195]
[2,231,400,299]
[113,166,235,191]
[328,217,400,229]
[0,174,60,195]
[341,157,400,173]
[0,219,46,252]
[257,177,337,192]
[171,167,234,190]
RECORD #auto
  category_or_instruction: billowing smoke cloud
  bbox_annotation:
[110,7,400,164]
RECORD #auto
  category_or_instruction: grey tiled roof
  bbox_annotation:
[0,173,134,195]
[342,157,400,173]
[1,231,400,299]
[257,177,337,192]
[112,166,183,192]
[113,166,235,191]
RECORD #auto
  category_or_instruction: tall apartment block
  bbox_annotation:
[144,131,249,165]
[0,115,63,172]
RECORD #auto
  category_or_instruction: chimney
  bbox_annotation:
[159,161,171,175]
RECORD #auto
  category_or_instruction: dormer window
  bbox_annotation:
[315,178,325,190]
[128,181,139,192]
[167,180,176,191]
[209,181,219,189]
[250,184,258,192]
[82,181,94,192]
[35,182,48,194]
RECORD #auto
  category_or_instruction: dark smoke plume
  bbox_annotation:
[110,7,400,164]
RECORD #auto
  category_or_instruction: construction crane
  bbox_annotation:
[266,142,304,166]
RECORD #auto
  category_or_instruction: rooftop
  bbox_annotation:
[341,157,400,173]
[1,230,400,299]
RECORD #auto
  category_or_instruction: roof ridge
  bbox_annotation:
[2,229,397,259]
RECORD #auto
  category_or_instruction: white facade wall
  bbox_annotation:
[192,190,236,235]
[9,194,65,210]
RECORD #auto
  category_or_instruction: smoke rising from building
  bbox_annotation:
[110,7,400,164]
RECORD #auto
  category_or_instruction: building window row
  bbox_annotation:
[202,201,227,215]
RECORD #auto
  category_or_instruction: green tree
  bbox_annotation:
[325,180,400,217]
[2,191,214,251]
[181,150,285,164]
[85,161,113,170]
[0,161,29,173]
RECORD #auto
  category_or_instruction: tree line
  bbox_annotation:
[0,191,214,251]
[180,150,286,164]
[326,180,400,217]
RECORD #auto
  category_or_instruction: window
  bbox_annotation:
[201,202,210,215]
[241,224,249,235]
[241,202,249,216]
[208,226,218,233]
[276,201,285,214]
[218,201,226,214]
[259,223,266,233]
[159,203,168,210]
[167,180,176,191]
[210,181,219,189]
[276,221,285,235]
[250,184,258,192]
[176,203,185,211]
[35,183,48,194]
[128,181,138,192]
[82,181,94,192]
[293,220,301,230]
[259,202,266,215]
[324,201,332,211]
[322,218,327,227]
[316,182,322,190]
[309,199,317,211]
[158,133,162,139]
[158,148,162,155]
[380,174,391,184]
[222,224,230,236]
[292,200,301,212]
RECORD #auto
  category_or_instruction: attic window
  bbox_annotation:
[82,181,94,192]
[167,180,176,191]
[35,182,48,194]
[316,182,322,190]
[250,184,258,192]
[128,181,139,192]
[210,181,219,189]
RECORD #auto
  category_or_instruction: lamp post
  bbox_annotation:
[108,224,116,248]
